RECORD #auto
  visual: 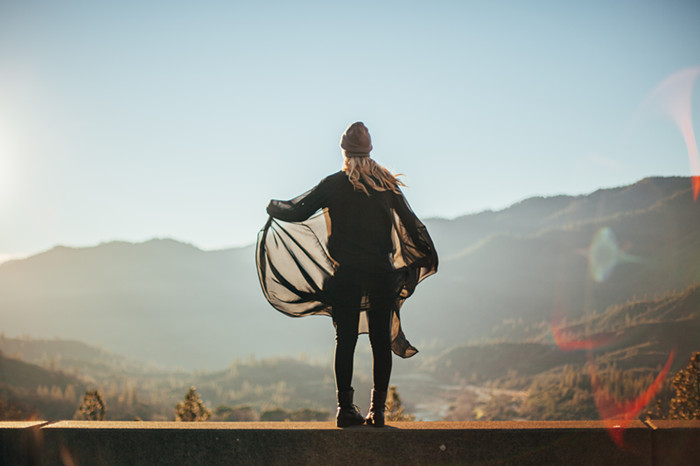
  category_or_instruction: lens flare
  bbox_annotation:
[551,321,614,351]
[636,66,700,200]
[552,317,674,447]
[587,227,642,283]
[550,291,674,447]
[550,291,615,353]
[548,68,697,446]
[590,350,674,447]
[589,228,619,282]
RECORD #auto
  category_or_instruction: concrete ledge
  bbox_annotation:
[1,420,698,465]
[649,420,700,466]
[0,421,48,465]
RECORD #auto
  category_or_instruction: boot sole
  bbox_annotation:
[365,418,385,427]
[337,418,365,428]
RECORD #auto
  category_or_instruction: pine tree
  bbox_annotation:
[385,385,415,421]
[76,390,106,421]
[668,352,700,420]
[175,386,211,422]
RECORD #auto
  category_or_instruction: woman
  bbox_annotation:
[256,122,437,427]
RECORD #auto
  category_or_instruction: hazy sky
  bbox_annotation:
[1,0,699,260]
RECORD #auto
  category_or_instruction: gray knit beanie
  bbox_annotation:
[340,122,372,157]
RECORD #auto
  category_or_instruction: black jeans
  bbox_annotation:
[332,289,393,393]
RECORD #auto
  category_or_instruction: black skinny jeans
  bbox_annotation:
[332,272,394,393]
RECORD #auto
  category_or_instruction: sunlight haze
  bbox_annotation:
[0,0,699,259]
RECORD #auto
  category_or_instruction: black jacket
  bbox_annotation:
[257,171,437,358]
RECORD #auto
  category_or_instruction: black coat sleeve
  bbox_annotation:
[266,178,330,223]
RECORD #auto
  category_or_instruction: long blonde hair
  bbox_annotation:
[342,156,405,196]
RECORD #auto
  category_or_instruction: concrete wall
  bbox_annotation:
[1,420,698,466]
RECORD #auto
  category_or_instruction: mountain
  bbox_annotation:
[0,334,169,383]
[0,238,333,369]
[0,333,337,421]
[425,283,700,387]
[425,176,692,259]
[418,283,700,421]
[0,177,698,369]
[406,177,700,345]
[0,351,87,420]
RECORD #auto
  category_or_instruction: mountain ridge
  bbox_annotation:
[1,176,697,369]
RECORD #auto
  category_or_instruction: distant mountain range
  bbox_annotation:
[2,282,697,421]
[1,176,698,370]
[0,347,87,420]
[425,282,700,385]
[408,176,700,347]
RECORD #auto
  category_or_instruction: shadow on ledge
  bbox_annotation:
[1,420,698,465]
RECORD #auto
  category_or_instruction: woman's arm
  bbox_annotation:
[266,178,330,223]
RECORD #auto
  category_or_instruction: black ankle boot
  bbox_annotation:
[336,389,365,427]
[365,389,387,427]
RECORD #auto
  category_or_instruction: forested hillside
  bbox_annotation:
[1,177,698,421]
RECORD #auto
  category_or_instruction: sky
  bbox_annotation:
[0,0,699,261]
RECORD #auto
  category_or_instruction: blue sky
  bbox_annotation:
[1,0,699,260]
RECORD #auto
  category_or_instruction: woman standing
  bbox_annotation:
[257,122,437,427]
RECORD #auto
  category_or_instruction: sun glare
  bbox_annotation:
[0,128,17,205]
[636,66,700,200]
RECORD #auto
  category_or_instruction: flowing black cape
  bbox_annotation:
[255,189,437,358]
